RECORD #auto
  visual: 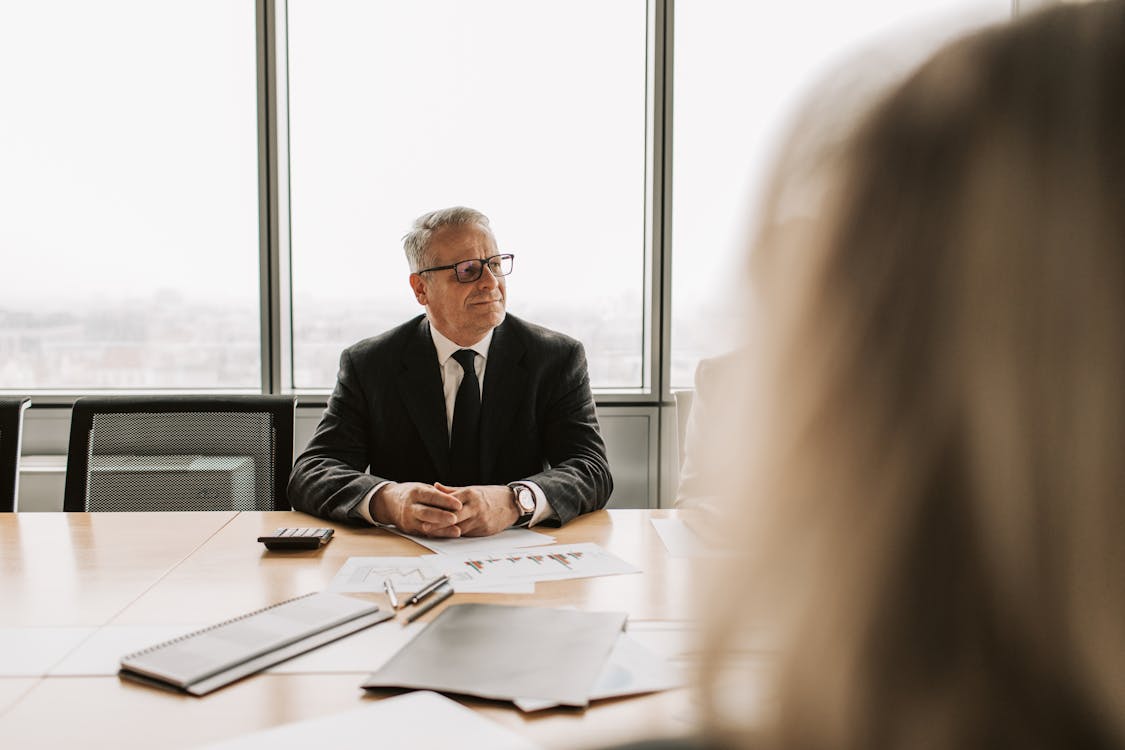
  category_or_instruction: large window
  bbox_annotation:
[0,1,1030,396]
[0,1,262,390]
[287,0,648,390]
[670,0,1012,388]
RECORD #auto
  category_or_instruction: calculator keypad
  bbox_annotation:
[258,528,334,550]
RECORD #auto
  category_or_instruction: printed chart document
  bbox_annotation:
[200,691,541,750]
[328,556,533,595]
[328,542,636,597]
[387,526,556,555]
[363,603,627,708]
[435,542,641,586]
[329,556,446,593]
[119,592,391,695]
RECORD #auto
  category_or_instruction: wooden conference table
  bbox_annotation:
[0,509,700,748]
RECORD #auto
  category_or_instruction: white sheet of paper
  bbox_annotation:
[513,632,684,711]
[0,627,94,676]
[49,624,199,676]
[328,556,447,593]
[625,620,703,662]
[433,542,640,586]
[388,526,556,555]
[199,690,542,750]
[266,621,424,674]
[328,556,534,594]
[650,518,714,557]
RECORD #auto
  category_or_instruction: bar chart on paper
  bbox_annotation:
[465,549,585,573]
[329,544,639,596]
[328,556,535,594]
[447,543,640,583]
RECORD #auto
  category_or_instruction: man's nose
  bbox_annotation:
[476,265,499,288]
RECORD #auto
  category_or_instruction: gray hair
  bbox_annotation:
[402,206,492,272]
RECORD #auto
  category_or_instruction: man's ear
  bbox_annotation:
[409,273,428,306]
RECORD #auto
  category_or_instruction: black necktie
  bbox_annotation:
[448,348,481,485]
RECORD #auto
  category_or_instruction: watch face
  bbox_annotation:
[516,488,535,513]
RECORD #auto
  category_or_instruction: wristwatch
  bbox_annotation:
[510,484,536,528]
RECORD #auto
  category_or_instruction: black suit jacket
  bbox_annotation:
[288,314,613,526]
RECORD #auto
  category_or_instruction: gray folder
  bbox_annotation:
[361,603,627,707]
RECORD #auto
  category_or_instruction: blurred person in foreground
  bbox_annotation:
[621,2,1125,748]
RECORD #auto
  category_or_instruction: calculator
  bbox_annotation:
[257,527,334,551]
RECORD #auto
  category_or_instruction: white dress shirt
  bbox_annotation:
[357,321,554,527]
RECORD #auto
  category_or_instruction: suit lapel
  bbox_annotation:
[480,318,528,479]
[397,318,451,478]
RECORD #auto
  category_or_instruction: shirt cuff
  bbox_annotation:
[357,481,392,525]
[509,480,555,527]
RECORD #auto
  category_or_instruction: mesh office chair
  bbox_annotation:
[0,398,31,512]
[63,396,295,512]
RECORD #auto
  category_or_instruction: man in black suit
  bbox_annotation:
[288,207,613,537]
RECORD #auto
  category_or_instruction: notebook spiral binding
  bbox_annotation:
[120,591,317,660]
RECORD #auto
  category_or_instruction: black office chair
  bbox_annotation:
[63,396,295,512]
[0,398,31,512]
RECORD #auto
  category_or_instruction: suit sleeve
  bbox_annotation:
[523,340,613,525]
[287,349,386,524]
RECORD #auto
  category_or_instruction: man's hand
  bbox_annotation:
[435,483,519,537]
[371,482,463,537]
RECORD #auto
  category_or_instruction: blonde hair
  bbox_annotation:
[702,3,1125,748]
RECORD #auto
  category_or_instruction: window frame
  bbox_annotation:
[0,0,1027,406]
[271,0,667,403]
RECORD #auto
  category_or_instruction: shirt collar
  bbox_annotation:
[428,322,494,366]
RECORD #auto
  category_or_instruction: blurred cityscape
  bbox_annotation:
[0,299,261,390]
[0,293,716,391]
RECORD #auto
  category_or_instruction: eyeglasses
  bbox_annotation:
[416,253,515,283]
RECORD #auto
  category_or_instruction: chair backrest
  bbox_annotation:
[0,398,31,512]
[64,396,295,512]
[671,389,694,471]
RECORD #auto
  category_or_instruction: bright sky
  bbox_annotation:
[0,0,1010,388]
[0,0,259,306]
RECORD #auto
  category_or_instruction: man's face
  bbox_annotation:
[409,223,507,346]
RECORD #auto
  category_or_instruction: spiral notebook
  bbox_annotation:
[119,592,391,696]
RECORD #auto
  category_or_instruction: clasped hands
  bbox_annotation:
[371,481,519,538]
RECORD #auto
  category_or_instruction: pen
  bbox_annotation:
[403,583,454,624]
[383,578,400,610]
[407,574,450,607]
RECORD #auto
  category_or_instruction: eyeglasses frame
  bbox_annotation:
[415,253,515,283]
